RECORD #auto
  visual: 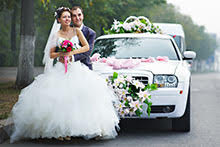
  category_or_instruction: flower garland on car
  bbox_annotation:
[103,16,162,34]
[91,53,169,70]
[107,72,157,117]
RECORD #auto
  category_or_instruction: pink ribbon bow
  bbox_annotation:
[64,56,68,73]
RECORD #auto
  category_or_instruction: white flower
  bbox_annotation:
[119,110,125,117]
[125,75,133,83]
[114,76,125,85]
[111,19,123,32]
[142,91,149,98]
[144,25,151,31]
[123,23,132,31]
[138,22,146,29]
[118,83,123,89]
[54,12,57,17]
[111,25,118,32]
[113,80,120,87]
[129,111,136,116]
[116,89,128,98]
[132,80,142,89]
[107,71,156,117]
[118,103,123,109]
[115,29,120,33]
[129,21,137,30]
[57,7,64,11]
[113,19,120,26]
[118,76,125,83]
[121,89,128,96]
[139,82,145,89]
[130,100,141,111]
[138,90,150,102]
[156,28,162,33]
[124,108,130,115]
[126,96,133,102]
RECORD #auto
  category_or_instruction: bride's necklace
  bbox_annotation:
[60,27,73,39]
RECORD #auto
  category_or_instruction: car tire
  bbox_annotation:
[172,87,190,132]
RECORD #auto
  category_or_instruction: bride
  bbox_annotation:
[10,7,119,143]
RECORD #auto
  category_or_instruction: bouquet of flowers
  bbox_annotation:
[103,16,162,34]
[107,72,157,117]
[58,40,76,73]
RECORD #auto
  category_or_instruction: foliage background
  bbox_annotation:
[0,0,217,67]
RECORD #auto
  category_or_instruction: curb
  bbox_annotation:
[0,118,13,144]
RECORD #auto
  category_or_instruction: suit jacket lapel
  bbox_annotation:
[81,26,86,37]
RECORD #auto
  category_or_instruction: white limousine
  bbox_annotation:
[92,33,196,132]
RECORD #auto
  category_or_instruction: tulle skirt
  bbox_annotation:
[10,62,119,143]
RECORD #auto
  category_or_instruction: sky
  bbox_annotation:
[167,0,220,37]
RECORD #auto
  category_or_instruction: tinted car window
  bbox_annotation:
[93,37,179,60]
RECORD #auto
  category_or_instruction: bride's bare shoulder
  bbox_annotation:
[56,30,62,37]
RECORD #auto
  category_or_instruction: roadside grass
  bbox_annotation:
[0,82,20,120]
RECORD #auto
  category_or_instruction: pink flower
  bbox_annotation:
[69,41,73,47]
[99,57,107,63]
[112,60,122,70]
[62,45,67,48]
[121,59,134,69]
[106,58,116,66]
[111,59,141,70]
[62,40,69,46]
[156,56,169,62]
[90,53,101,62]
[141,57,155,63]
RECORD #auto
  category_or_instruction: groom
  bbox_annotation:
[71,5,96,70]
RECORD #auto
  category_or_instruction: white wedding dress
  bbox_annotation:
[10,36,119,143]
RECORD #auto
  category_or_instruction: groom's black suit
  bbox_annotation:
[74,25,96,70]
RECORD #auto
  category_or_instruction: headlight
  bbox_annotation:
[153,75,178,88]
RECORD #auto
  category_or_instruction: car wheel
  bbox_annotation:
[172,87,190,132]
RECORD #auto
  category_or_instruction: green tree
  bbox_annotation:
[0,0,20,66]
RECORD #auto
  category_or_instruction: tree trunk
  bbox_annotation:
[16,0,35,89]
[11,4,17,51]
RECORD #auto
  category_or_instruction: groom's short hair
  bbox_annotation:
[71,5,83,13]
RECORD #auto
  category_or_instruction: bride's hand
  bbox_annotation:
[59,56,72,63]
[59,52,65,57]
[63,52,73,57]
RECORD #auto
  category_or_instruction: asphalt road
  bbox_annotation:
[1,69,220,146]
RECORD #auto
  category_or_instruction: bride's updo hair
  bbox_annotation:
[54,7,72,23]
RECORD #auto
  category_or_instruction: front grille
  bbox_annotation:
[133,76,149,85]
[108,75,149,85]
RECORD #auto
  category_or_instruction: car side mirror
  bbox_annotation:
[183,51,196,60]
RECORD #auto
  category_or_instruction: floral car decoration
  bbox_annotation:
[90,53,169,70]
[107,72,157,117]
[103,16,162,34]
